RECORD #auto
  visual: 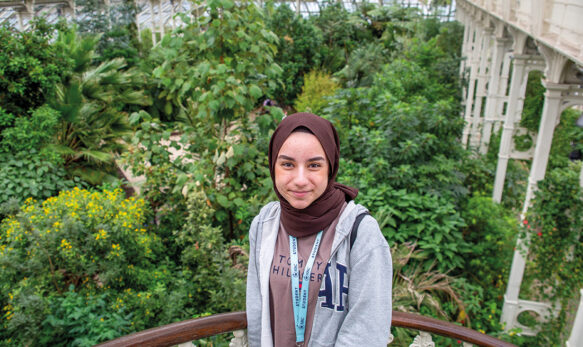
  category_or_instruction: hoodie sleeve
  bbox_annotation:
[246,214,262,347]
[335,216,392,347]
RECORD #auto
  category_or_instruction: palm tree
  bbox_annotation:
[48,29,151,184]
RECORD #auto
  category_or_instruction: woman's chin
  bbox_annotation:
[289,199,311,210]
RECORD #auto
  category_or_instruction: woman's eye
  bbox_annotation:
[309,163,322,169]
[281,162,293,168]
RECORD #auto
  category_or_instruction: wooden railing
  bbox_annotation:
[96,311,516,347]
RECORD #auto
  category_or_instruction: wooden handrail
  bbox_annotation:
[392,311,515,347]
[97,311,516,347]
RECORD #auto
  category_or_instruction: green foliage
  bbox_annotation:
[390,243,469,346]
[327,25,468,272]
[294,70,339,114]
[363,4,420,52]
[0,152,76,210]
[334,42,389,88]
[461,194,516,283]
[373,187,468,272]
[311,2,374,72]
[329,63,465,200]
[75,0,141,66]
[0,19,71,118]
[176,189,247,313]
[124,106,280,242]
[265,4,323,104]
[150,0,281,124]
[519,71,545,132]
[39,289,132,346]
[519,162,583,345]
[548,108,583,170]
[49,29,150,184]
[0,106,60,153]
[0,188,162,344]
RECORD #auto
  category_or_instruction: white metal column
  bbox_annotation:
[493,51,512,135]
[462,22,482,147]
[500,81,567,334]
[469,26,493,150]
[480,34,511,154]
[492,55,529,203]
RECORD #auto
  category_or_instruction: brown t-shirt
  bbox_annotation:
[269,203,346,346]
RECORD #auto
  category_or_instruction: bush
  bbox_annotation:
[0,151,76,212]
[294,70,339,115]
[0,19,71,118]
[176,189,247,313]
[0,188,162,344]
[265,4,323,104]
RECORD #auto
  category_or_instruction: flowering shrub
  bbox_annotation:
[0,188,162,344]
[1,187,159,292]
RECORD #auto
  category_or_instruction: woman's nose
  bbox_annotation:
[294,167,309,186]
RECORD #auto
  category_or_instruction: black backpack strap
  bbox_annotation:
[350,212,370,250]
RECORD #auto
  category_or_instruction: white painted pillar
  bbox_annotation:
[135,0,141,42]
[149,0,156,44]
[501,82,566,330]
[480,36,511,154]
[521,82,567,215]
[492,55,528,203]
[469,27,494,150]
[459,12,472,113]
[458,9,471,77]
[462,23,482,147]
[567,289,583,347]
[158,0,165,38]
[493,51,512,134]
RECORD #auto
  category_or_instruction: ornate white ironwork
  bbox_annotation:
[229,330,248,347]
[409,332,435,347]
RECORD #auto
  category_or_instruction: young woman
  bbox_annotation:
[246,112,392,346]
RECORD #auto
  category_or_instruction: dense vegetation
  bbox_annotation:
[0,1,581,346]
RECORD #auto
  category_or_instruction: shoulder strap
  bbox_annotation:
[350,212,370,250]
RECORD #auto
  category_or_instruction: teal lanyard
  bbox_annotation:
[289,230,323,346]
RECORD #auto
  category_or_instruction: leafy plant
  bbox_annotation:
[176,189,247,313]
[0,19,71,118]
[294,70,339,114]
[49,29,150,184]
[334,42,389,88]
[39,289,132,346]
[150,0,281,124]
[265,4,324,104]
[0,188,164,344]
[0,151,77,210]
[0,105,60,154]
[390,242,469,346]
[520,163,583,346]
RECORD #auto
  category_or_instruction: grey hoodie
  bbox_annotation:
[246,201,392,347]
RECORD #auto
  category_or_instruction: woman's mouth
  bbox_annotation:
[290,191,309,198]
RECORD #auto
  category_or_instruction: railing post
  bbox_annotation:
[409,331,435,347]
[229,330,248,347]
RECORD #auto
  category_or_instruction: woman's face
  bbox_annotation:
[275,131,329,209]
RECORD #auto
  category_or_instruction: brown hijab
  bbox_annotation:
[268,112,358,237]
